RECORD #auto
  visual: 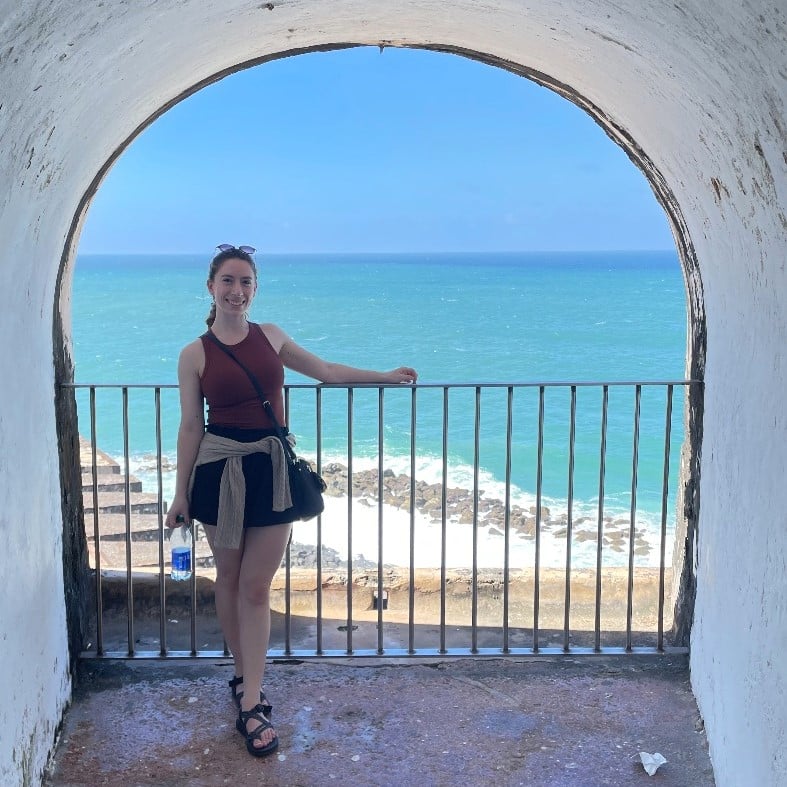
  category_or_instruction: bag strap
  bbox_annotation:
[202,328,297,463]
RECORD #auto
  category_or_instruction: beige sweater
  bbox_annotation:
[187,431,291,549]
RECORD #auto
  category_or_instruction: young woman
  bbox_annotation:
[165,244,417,757]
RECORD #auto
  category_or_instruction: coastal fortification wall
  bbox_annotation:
[0,1,784,785]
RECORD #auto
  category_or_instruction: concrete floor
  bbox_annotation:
[46,655,714,786]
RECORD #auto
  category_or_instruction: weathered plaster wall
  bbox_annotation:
[0,1,784,784]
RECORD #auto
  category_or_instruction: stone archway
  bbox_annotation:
[54,40,705,657]
[1,3,783,785]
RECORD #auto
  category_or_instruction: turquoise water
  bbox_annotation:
[72,250,688,556]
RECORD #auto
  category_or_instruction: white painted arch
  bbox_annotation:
[0,2,784,784]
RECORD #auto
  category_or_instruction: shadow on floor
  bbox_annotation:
[46,655,714,786]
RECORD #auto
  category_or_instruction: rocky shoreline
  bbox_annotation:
[131,455,656,568]
[318,462,653,557]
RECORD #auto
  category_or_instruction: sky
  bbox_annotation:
[78,47,674,255]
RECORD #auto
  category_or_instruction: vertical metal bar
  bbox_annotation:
[89,388,104,656]
[502,386,513,653]
[471,387,481,653]
[189,521,197,656]
[626,385,642,651]
[657,385,674,651]
[440,386,449,654]
[284,538,292,657]
[284,387,292,656]
[121,387,134,656]
[346,387,354,654]
[408,386,417,655]
[563,385,577,652]
[154,387,166,657]
[533,386,545,651]
[594,385,609,652]
[377,387,385,655]
[316,387,324,655]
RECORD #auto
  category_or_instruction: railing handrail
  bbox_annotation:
[63,379,700,390]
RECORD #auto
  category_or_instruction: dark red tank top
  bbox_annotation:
[200,324,286,429]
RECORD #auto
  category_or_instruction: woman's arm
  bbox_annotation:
[165,341,206,527]
[261,323,417,384]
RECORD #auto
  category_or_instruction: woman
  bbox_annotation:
[165,244,417,757]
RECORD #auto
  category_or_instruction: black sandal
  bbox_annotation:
[228,675,273,716]
[228,675,244,707]
[236,703,279,758]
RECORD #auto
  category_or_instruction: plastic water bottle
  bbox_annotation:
[170,515,192,581]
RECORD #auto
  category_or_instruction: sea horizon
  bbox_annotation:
[73,249,688,568]
[77,247,675,259]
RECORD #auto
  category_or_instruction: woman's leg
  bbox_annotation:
[238,522,292,749]
[203,525,245,677]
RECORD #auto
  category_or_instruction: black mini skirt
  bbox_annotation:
[189,425,296,528]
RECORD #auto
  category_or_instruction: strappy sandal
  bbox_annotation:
[228,675,273,716]
[228,675,244,707]
[236,703,279,758]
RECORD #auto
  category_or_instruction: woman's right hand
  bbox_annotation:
[165,495,191,528]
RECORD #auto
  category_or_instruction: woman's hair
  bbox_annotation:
[206,247,258,327]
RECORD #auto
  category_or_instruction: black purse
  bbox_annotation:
[203,330,326,521]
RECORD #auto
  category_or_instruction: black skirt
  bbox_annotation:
[189,425,296,528]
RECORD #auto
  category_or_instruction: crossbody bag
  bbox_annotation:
[203,329,326,521]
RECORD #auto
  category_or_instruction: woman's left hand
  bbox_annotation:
[386,366,418,384]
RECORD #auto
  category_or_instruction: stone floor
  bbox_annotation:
[46,654,714,786]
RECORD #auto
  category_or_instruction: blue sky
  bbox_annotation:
[79,47,673,254]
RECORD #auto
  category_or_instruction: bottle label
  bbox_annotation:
[171,545,191,578]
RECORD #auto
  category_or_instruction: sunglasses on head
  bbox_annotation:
[216,244,256,254]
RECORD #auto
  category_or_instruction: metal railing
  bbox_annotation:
[66,379,698,659]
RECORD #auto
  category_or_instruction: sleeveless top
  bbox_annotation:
[200,323,286,429]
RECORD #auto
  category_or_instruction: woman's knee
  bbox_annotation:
[238,573,273,606]
[214,565,242,591]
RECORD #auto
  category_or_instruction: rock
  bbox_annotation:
[421,485,439,501]
[512,516,535,537]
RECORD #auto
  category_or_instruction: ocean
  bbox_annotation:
[72,250,688,569]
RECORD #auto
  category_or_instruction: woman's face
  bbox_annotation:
[208,257,257,318]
